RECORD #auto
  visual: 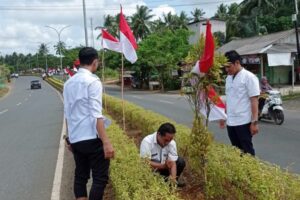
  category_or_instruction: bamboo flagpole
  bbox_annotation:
[102,50,107,111]
[121,54,126,131]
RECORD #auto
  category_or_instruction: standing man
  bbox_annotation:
[220,50,260,156]
[140,122,185,187]
[64,47,114,200]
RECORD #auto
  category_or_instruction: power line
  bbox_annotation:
[0,0,239,11]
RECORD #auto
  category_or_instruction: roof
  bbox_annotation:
[217,29,296,55]
[188,18,225,25]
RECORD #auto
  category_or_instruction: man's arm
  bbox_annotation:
[96,118,114,159]
[250,96,259,135]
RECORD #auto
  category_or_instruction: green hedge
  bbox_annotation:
[47,77,300,200]
[104,95,300,200]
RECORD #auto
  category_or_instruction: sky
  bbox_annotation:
[0,0,243,56]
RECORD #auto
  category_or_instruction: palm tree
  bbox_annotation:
[95,14,118,39]
[131,5,154,41]
[38,43,49,56]
[176,11,190,29]
[214,3,228,20]
[163,12,178,30]
[54,41,66,56]
[240,0,275,16]
[191,8,205,22]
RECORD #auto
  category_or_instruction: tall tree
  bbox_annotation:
[214,3,228,20]
[176,11,190,30]
[191,8,205,22]
[131,5,154,40]
[38,43,49,56]
[54,41,66,56]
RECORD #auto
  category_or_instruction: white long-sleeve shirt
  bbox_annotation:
[63,68,105,143]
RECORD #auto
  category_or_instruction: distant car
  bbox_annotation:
[30,80,41,89]
[10,73,19,78]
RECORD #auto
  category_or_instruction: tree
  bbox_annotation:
[38,43,49,57]
[136,29,190,91]
[54,41,67,56]
[131,5,154,40]
[191,8,205,22]
[214,3,228,20]
[176,11,190,30]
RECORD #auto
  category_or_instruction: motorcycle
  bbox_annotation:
[259,90,284,125]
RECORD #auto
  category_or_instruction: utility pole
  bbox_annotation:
[82,0,89,46]
[90,18,95,48]
[292,0,299,89]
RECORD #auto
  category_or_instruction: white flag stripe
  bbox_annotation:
[120,32,138,64]
[200,104,227,121]
[102,38,122,53]
[191,60,205,77]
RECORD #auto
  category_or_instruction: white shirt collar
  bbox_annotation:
[78,67,92,75]
[153,132,158,144]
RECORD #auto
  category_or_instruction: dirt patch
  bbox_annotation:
[0,87,9,98]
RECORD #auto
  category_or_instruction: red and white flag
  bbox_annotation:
[119,6,138,63]
[200,86,227,121]
[192,20,214,77]
[64,68,74,77]
[102,29,122,53]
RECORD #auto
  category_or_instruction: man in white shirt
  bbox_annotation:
[220,50,260,156]
[140,123,185,186]
[64,47,114,200]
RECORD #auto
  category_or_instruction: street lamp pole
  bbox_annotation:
[45,25,71,70]
[82,0,89,46]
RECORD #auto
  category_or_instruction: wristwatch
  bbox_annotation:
[251,120,258,125]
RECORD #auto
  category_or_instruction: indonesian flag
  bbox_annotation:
[64,68,74,77]
[119,6,138,63]
[192,21,214,77]
[102,29,122,53]
[200,86,227,121]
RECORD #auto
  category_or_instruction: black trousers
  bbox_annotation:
[227,123,255,156]
[71,138,110,200]
[155,157,186,179]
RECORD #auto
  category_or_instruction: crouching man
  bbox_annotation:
[140,122,185,187]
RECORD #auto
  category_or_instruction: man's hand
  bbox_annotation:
[103,141,115,159]
[250,123,259,136]
[219,119,226,129]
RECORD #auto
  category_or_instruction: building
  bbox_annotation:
[217,29,300,85]
[188,18,226,44]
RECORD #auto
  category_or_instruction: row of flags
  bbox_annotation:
[66,8,226,122]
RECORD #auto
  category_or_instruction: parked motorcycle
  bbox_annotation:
[259,90,284,125]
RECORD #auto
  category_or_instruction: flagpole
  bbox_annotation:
[121,53,126,131]
[102,50,107,111]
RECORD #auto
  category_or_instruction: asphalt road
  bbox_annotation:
[0,76,63,200]
[105,85,300,174]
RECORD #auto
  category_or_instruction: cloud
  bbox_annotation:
[0,0,242,55]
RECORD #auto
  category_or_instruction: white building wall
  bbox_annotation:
[188,20,226,44]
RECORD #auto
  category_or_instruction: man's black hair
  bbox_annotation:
[157,122,176,136]
[79,47,99,66]
[224,50,241,63]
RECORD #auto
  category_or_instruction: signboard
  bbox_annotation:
[241,56,261,65]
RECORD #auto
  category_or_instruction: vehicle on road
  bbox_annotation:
[259,90,284,125]
[30,80,42,89]
[11,73,19,78]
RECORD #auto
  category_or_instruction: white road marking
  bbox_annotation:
[16,102,22,106]
[50,84,65,200]
[0,109,8,115]
[159,100,174,104]
[132,95,143,99]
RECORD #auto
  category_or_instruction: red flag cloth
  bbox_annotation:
[65,68,74,77]
[200,86,226,121]
[191,20,214,75]
[119,6,138,63]
[101,29,122,53]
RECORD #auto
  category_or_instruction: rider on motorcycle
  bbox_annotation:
[259,76,272,114]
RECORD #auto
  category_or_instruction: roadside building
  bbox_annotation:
[188,18,226,44]
[217,29,300,86]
